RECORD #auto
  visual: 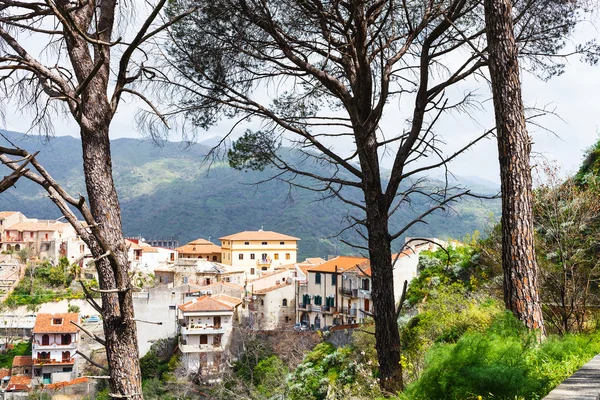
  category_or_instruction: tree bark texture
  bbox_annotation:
[484,0,546,334]
[81,124,143,400]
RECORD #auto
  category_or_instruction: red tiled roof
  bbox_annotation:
[212,294,243,308]
[178,295,234,312]
[5,221,70,232]
[253,281,292,294]
[33,313,80,333]
[11,356,32,367]
[308,256,368,273]
[7,375,31,391]
[45,377,89,390]
[176,238,221,254]
[219,230,300,241]
[0,368,10,377]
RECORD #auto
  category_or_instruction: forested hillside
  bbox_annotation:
[0,130,500,259]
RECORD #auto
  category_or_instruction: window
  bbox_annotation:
[260,299,264,306]
[250,268,255,275]
[30,232,33,238]
[262,241,267,245]
[62,367,73,373]
[41,335,49,346]
[61,334,71,345]
[261,267,268,271]
[274,253,279,260]
[212,255,217,261]
[53,318,63,325]
[331,274,337,285]
[62,351,71,362]
[261,253,268,262]
[183,277,188,284]
[39,352,50,360]
[362,279,370,291]
[227,253,230,260]
[44,233,48,240]
[214,316,221,328]
[244,241,249,245]
[280,241,285,245]
[200,335,208,345]
[315,273,321,284]
[282,299,287,307]
[285,253,291,260]
[239,254,244,260]
[250,253,255,260]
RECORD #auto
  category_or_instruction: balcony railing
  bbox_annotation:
[181,326,225,335]
[33,340,76,349]
[298,303,309,310]
[310,304,321,312]
[33,357,75,365]
[339,287,353,296]
[321,305,337,313]
[179,344,224,353]
[349,308,358,316]
[256,259,271,266]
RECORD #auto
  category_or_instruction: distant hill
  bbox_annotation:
[0,130,500,259]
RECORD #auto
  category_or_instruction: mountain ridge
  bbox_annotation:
[0,130,500,259]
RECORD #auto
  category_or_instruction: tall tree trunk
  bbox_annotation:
[81,123,143,399]
[366,194,403,393]
[484,0,545,334]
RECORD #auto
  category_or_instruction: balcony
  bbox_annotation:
[180,326,225,335]
[33,341,76,350]
[321,305,337,314]
[339,287,353,296]
[179,344,224,353]
[33,357,75,365]
[310,304,321,312]
[349,308,358,316]
[298,303,309,310]
[256,259,271,267]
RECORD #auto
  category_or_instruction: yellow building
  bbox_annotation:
[219,230,299,277]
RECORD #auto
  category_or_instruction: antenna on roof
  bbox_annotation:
[208,236,211,243]
[259,225,263,231]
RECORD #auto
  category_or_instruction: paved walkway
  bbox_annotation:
[544,354,600,399]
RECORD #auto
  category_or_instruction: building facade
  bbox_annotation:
[177,296,238,381]
[31,313,79,385]
[219,230,299,277]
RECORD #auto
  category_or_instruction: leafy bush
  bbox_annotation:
[400,312,600,400]
[0,341,31,368]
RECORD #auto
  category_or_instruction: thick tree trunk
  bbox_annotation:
[484,0,545,334]
[80,122,143,399]
[365,194,403,393]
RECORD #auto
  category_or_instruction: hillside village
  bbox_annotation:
[0,210,445,397]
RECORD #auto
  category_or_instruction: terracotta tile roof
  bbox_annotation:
[346,260,371,276]
[0,368,9,378]
[45,377,88,390]
[304,257,326,265]
[308,256,369,273]
[125,239,143,250]
[7,375,31,391]
[6,221,69,232]
[11,356,32,367]
[253,281,292,294]
[212,294,243,307]
[219,230,300,241]
[178,295,234,312]
[176,238,221,254]
[33,313,80,333]
[0,211,19,219]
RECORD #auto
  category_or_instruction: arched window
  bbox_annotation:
[212,255,217,261]
[39,352,49,360]
[282,299,288,307]
[62,351,70,362]
[41,334,49,346]
[61,334,71,345]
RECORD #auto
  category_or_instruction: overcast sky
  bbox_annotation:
[2,12,599,185]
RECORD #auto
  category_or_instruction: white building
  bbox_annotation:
[31,313,79,385]
[219,230,299,277]
[392,238,446,303]
[177,296,240,380]
[246,268,296,329]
